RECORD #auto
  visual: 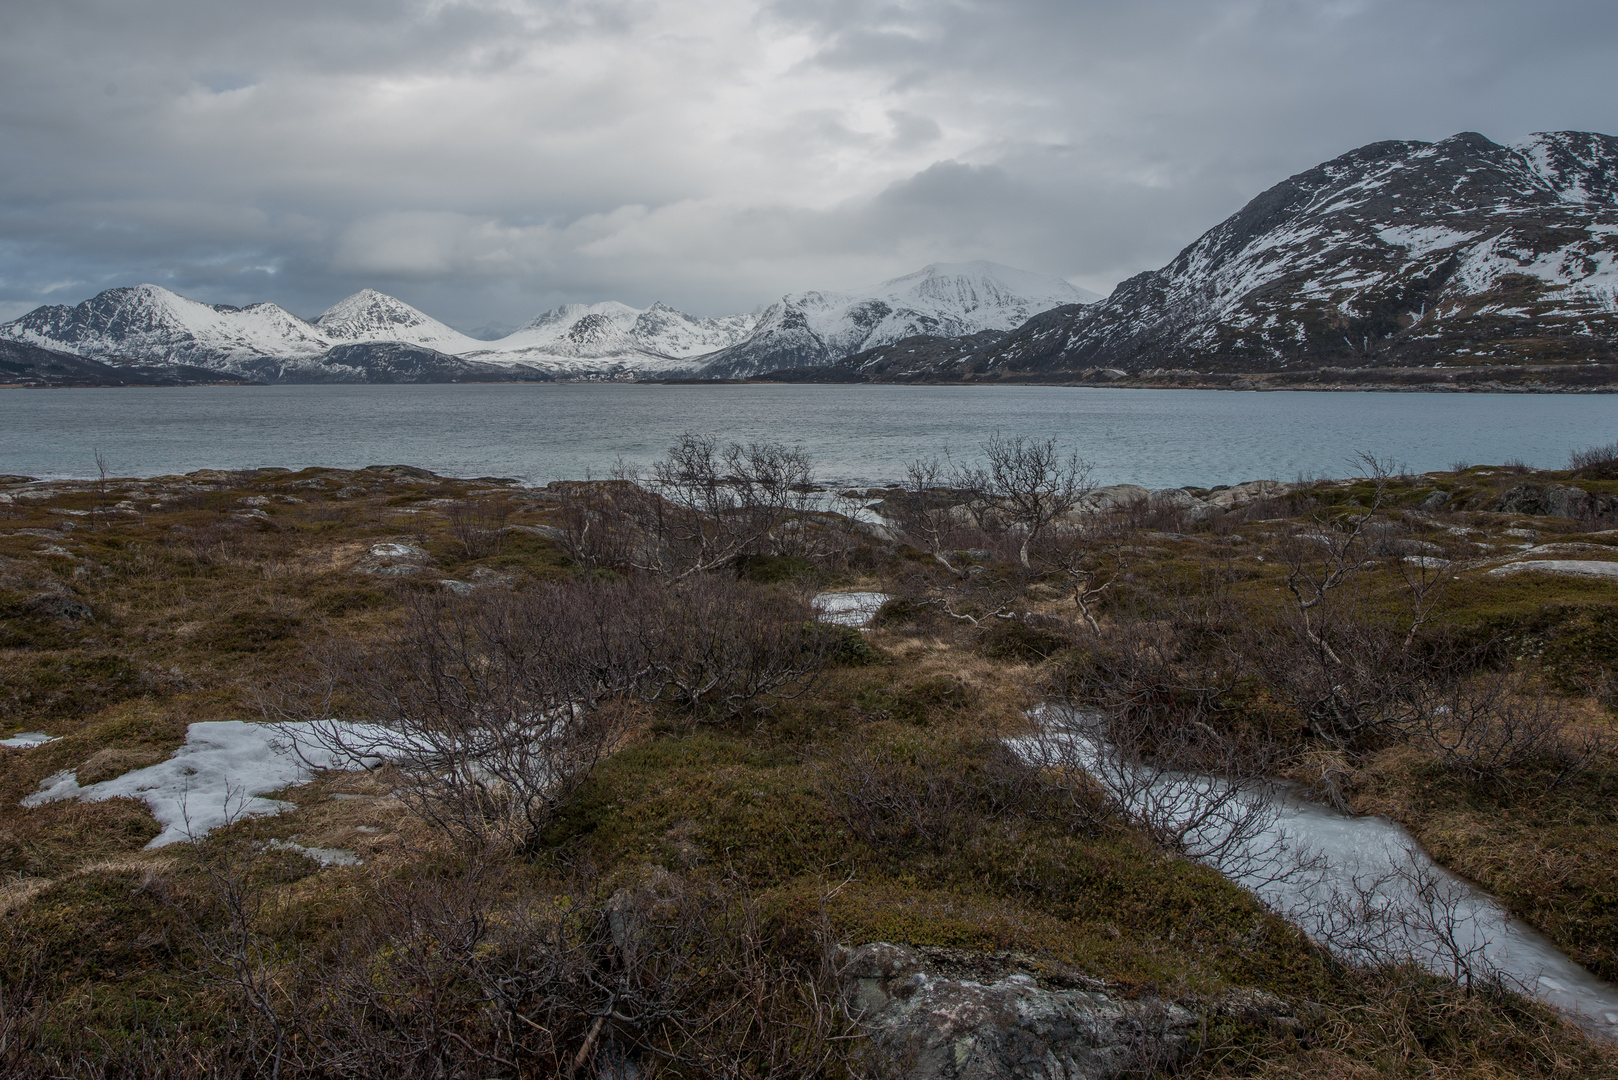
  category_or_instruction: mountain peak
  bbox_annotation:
[694,259,1096,378]
[318,289,428,326]
[315,290,474,352]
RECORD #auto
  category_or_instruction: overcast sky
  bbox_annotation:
[3,0,1616,330]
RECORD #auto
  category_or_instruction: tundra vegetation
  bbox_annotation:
[1,441,1617,1078]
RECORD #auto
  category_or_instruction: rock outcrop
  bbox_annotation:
[841,942,1197,1080]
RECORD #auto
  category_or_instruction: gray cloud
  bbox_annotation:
[3,0,1616,325]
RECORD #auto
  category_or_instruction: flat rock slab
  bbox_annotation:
[813,592,890,628]
[843,942,1195,1080]
[1486,559,1618,582]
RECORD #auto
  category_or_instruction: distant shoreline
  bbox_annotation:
[4,379,1615,394]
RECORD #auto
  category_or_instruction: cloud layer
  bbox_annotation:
[4,0,1616,327]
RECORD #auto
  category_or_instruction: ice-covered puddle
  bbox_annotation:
[1009,707,1618,1043]
[1,731,58,748]
[22,720,393,848]
[812,591,890,628]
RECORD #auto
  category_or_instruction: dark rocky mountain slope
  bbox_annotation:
[0,339,248,387]
[797,131,1618,384]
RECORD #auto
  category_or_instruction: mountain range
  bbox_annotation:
[6,130,1615,388]
[0,262,1089,384]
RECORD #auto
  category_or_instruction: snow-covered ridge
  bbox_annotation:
[698,260,1097,378]
[0,259,1087,382]
[0,285,759,379]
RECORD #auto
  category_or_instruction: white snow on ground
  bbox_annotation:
[1,732,57,748]
[812,592,890,628]
[267,840,361,866]
[21,720,393,847]
[1486,559,1618,581]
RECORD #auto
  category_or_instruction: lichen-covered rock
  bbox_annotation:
[1071,484,1150,516]
[22,592,93,620]
[841,943,1196,1080]
[353,538,433,576]
[1205,480,1295,510]
[1491,482,1617,521]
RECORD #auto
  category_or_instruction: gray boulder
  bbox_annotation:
[1205,480,1294,510]
[1147,488,1220,522]
[1492,482,1617,521]
[842,942,1196,1080]
[22,592,93,620]
[1068,485,1150,518]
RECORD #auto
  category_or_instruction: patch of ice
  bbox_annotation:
[812,591,890,628]
[1011,707,1618,1043]
[20,720,394,847]
[1,732,57,748]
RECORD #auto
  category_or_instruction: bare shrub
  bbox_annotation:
[1405,672,1606,787]
[817,735,1049,854]
[555,478,646,569]
[638,574,833,721]
[817,737,973,854]
[1030,518,1134,633]
[268,577,832,849]
[1569,438,1618,480]
[444,497,511,558]
[952,435,1093,570]
[566,435,822,577]
[1017,706,1306,888]
[269,583,647,850]
[887,457,985,576]
[299,866,857,1080]
[1296,847,1515,992]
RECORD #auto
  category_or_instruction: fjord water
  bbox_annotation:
[1,383,1613,486]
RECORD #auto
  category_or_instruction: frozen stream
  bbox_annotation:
[1010,707,1618,1042]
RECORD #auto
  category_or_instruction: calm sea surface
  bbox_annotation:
[1,384,1612,489]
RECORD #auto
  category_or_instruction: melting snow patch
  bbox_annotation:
[267,840,361,867]
[1,732,58,749]
[812,592,890,628]
[21,720,394,847]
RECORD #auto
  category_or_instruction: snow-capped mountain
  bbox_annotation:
[0,285,764,380]
[0,284,330,371]
[314,289,481,354]
[695,261,1097,378]
[969,131,1618,376]
[629,303,759,358]
[0,260,1087,382]
[464,308,694,377]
